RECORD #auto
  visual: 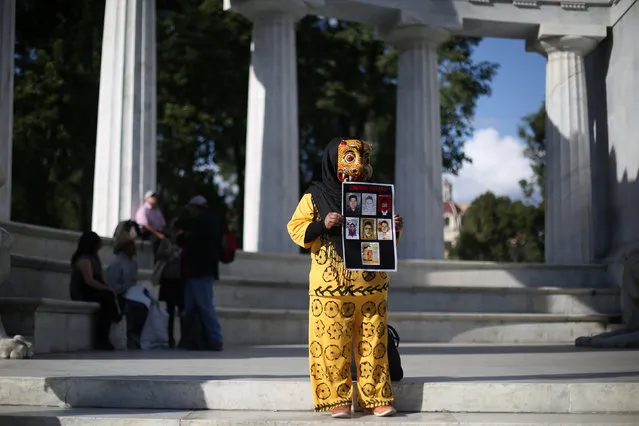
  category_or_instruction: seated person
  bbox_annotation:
[70,231,123,350]
[107,231,147,349]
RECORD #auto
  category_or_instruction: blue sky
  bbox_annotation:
[446,38,546,204]
[473,38,546,138]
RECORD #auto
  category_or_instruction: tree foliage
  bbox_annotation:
[517,102,546,201]
[12,0,498,245]
[13,0,104,229]
[449,192,544,262]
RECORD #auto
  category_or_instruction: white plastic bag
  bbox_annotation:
[140,299,169,350]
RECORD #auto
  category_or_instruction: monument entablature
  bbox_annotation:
[226,0,633,39]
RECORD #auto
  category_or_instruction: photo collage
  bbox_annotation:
[342,183,397,271]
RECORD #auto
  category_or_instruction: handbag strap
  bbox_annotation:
[388,324,400,347]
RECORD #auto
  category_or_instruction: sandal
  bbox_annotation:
[331,405,352,418]
[372,405,396,417]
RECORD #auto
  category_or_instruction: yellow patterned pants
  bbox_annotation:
[308,291,394,412]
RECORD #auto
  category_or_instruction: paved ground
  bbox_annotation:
[2,406,639,425]
[1,344,638,383]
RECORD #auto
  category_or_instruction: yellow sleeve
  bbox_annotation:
[287,193,316,249]
[396,228,403,245]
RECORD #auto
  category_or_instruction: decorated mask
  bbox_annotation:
[337,139,373,182]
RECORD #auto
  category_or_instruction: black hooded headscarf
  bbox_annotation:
[305,138,346,257]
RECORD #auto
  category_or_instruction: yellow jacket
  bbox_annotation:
[288,193,401,297]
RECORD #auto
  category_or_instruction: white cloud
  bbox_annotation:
[445,127,535,204]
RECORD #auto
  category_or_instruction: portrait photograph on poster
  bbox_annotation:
[361,193,377,216]
[344,193,361,216]
[345,217,360,240]
[341,182,397,271]
[378,194,391,217]
[360,218,377,241]
[377,219,393,241]
[361,242,380,266]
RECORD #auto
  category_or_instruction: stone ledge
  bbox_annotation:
[11,254,616,293]
[1,220,153,249]
[2,220,610,269]
[217,306,620,324]
[0,297,97,354]
[11,254,69,272]
[0,376,637,413]
[0,297,99,314]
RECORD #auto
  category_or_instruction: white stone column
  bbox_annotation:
[536,31,603,264]
[0,0,15,220]
[92,0,157,237]
[388,25,449,260]
[231,0,311,253]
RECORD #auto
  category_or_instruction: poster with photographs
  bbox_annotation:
[342,182,397,271]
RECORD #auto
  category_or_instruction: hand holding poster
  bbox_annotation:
[342,182,397,271]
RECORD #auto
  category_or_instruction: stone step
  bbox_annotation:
[216,307,618,344]
[1,344,636,413]
[7,255,620,316]
[1,220,155,269]
[209,277,620,315]
[0,297,97,354]
[0,300,618,350]
[3,221,614,289]
[1,373,637,414]
[1,407,638,425]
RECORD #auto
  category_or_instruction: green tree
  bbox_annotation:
[296,19,499,185]
[13,0,104,229]
[517,103,546,200]
[449,192,544,262]
[155,0,251,225]
[12,0,498,245]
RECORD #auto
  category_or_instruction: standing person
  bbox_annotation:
[155,218,185,348]
[69,231,123,350]
[134,190,167,257]
[174,195,224,351]
[287,138,404,418]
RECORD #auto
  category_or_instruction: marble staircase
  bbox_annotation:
[0,221,636,424]
[0,221,623,349]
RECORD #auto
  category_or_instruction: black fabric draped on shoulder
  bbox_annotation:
[305,138,345,257]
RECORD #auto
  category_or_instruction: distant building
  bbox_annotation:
[442,179,469,258]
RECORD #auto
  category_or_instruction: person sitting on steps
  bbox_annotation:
[70,231,123,350]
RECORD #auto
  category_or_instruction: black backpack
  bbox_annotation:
[351,324,404,382]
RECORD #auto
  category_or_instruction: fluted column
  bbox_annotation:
[537,34,601,264]
[231,0,312,253]
[0,0,15,220]
[91,0,157,237]
[388,25,449,260]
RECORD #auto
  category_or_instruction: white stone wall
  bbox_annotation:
[586,1,639,258]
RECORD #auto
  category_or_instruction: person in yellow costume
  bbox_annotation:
[287,138,403,418]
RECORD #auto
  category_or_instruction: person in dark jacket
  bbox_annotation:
[174,195,224,351]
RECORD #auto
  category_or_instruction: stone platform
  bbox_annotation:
[1,408,638,425]
[0,344,637,415]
